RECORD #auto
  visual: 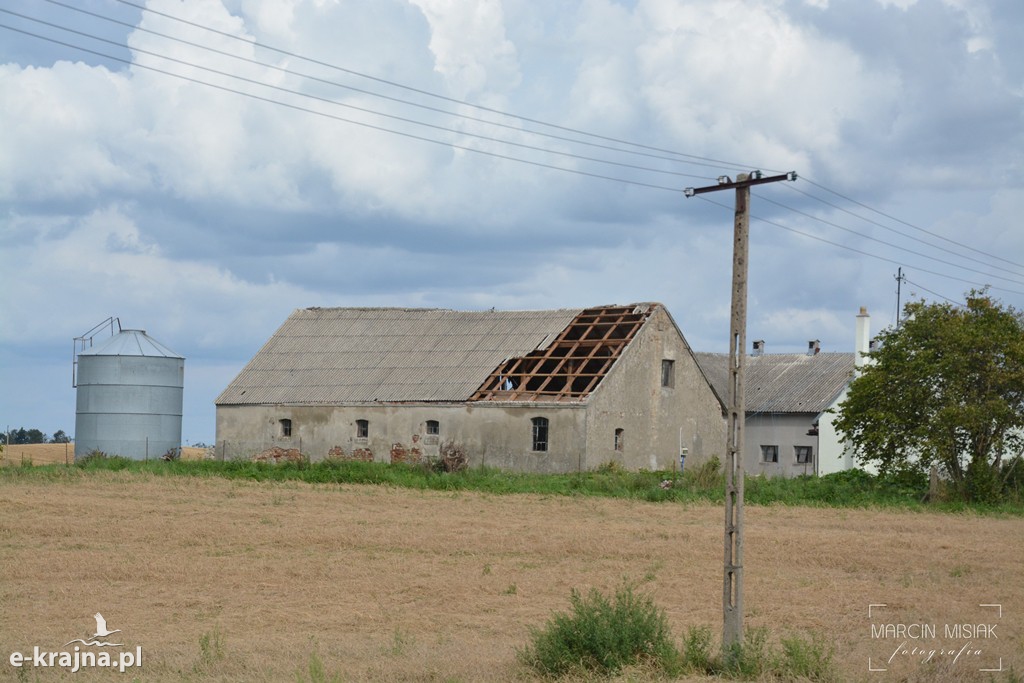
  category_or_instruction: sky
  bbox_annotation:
[1,0,1022,445]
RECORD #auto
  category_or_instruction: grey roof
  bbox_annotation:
[693,352,854,414]
[78,329,183,358]
[216,307,588,405]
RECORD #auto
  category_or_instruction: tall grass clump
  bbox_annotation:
[519,583,679,677]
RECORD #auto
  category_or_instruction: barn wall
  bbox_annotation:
[584,306,726,471]
[215,403,587,473]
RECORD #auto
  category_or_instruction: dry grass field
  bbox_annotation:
[0,442,208,466]
[1,471,1021,682]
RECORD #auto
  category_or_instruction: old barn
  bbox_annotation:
[215,303,725,472]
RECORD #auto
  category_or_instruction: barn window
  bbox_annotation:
[426,420,440,436]
[661,359,675,388]
[356,419,369,439]
[760,445,779,463]
[279,419,292,437]
[614,428,624,451]
[531,417,549,452]
[795,446,813,464]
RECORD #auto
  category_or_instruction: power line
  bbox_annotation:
[8,5,1021,293]
[0,11,714,182]
[37,0,1023,280]
[802,177,1024,271]
[42,0,745,175]
[753,192,1024,287]
[903,278,965,307]
[0,22,690,194]
[696,195,1024,296]
[780,183,1024,279]
[100,0,760,173]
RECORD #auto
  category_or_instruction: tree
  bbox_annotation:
[50,430,71,444]
[834,291,1024,500]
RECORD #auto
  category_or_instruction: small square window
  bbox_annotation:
[661,359,675,388]
[795,446,813,464]
[760,445,779,463]
[279,418,292,438]
[426,420,440,436]
[356,419,369,439]
[531,417,549,452]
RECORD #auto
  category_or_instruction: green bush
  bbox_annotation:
[680,625,714,674]
[519,584,679,677]
[76,450,133,470]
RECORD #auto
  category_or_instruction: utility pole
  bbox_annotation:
[894,267,906,327]
[684,170,797,650]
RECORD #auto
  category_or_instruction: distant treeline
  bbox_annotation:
[2,427,71,445]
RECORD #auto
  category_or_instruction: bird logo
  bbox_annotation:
[63,613,123,647]
[92,613,121,638]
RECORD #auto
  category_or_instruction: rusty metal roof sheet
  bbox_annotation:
[693,352,854,414]
[217,307,593,405]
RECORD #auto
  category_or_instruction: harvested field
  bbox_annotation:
[0,443,207,466]
[0,472,1021,681]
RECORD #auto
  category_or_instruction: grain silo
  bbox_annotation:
[74,329,185,460]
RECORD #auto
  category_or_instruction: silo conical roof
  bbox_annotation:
[78,329,183,359]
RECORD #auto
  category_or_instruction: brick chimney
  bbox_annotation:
[807,339,820,356]
[752,340,765,356]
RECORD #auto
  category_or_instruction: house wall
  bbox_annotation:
[215,403,588,473]
[744,413,818,478]
[584,306,726,471]
[816,387,855,475]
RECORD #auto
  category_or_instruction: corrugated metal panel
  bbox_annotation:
[79,329,183,358]
[217,307,584,405]
[694,352,854,414]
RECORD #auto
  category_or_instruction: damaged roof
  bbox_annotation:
[216,304,658,406]
[693,352,854,414]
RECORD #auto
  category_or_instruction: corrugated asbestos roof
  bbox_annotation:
[693,352,854,414]
[216,307,591,405]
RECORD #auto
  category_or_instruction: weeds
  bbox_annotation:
[295,650,342,683]
[519,583,678,677]
[4,455,1022,514]
[195,625,225,672]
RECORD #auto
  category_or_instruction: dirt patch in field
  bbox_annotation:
[0,473,1020,681]
[0,443,207,465]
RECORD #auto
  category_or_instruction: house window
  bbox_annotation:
[760,445,779,463]
[614,428,624,452]
[279,419,292,438]
[795,446,813,464]
[426,420,440,436]
[531,417,549,452]
[661,359,675,388]
[356,419,369,439]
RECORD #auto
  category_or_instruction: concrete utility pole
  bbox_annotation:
[894,267,906,328]
[684,170,797,650]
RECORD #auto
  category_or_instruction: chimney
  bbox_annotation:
[752,340,765,356]
[855,306,871,369]
[807,339,820,356]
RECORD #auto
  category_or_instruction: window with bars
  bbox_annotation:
[531,417,549,452]
[356,419,369,439]
[279,419,292,438]
[614,428,624,452]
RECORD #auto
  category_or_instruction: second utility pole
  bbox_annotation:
[684,170,797,650]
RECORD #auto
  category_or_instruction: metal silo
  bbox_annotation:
[74,329,185,460]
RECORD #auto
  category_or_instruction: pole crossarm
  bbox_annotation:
[683,171,797,197]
